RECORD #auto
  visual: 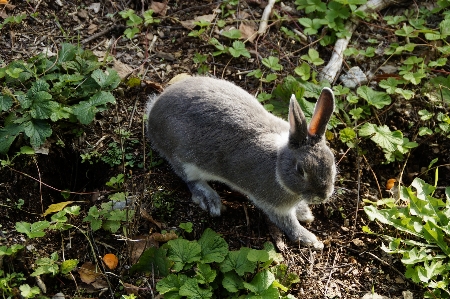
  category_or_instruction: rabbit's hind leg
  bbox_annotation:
[186,181,223,217]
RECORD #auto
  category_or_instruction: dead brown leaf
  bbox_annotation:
[88,23,98,35]
[143,80,164,93]
[78,262,102,284]
[239,23,257,43]
[140,208,162,229]
[152,231,178,242]
[180,14,216,30]
[124,283,140,295]
[151,1,168,16]
[129,235,159,264]
[113,59,134,79]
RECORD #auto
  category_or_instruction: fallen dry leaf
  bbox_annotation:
[180,14,216,30]
[87,3,101,13]
[78,262,102,284]
[168,73,191,85]
[143,80,164,93]
[239,23,257,43]
[88,23,98,35]
[152,231,178,242]
[129,235,159,264]
[124,283,140,295]
[113,59,134,79]
[151,1,168,16]
[103,253,119,270]
[140,208,162,229]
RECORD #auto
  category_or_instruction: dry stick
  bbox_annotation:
[81,25,120,45]
[324,250,339,298]
[258,0,277,35]
[319,0,406,83]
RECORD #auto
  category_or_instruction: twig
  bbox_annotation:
[81,25,121,45]
[319,0,407,83]
[258,0,276,35]
[324,250,339,298]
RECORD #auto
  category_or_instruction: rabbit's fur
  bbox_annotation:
[146,77,336,249]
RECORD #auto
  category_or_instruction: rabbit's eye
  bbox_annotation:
[296,164,305,177]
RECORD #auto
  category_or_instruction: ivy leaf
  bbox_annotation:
[0,94,13,111]
[22,119,52,148]
[228,41,250,58]
[167,239,201,272]
[198,228,228,263]
[357,86,391,109]
[220,247,256,276]
[359,123,403,152]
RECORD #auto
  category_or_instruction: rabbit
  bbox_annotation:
[146,76,336,250]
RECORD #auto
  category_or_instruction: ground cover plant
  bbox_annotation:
[0,0,449,298]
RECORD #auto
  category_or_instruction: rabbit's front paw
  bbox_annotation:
[299,231,323,250]
[296,202,314,223]
[187,181,223,217]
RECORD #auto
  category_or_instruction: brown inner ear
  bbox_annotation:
[308,102,333,136]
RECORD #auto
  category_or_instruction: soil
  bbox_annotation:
[0,0,449,298]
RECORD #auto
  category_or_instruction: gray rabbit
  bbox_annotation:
[146,76,336,250]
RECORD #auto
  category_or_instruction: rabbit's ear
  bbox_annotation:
[308,87,335,138]
[288,94,308,146]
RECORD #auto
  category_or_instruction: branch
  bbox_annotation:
[258,0,276,35]
[319,0,407,83]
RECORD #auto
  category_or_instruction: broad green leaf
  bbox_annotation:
[301,48,324,66]
[0,244,24,256]
[222,271,244,292]
[422,222,450,256]
[357,86,391,109]
[298,18,324,35]
[0,123,24,154]
[242,269,275,294]
[195,263,216,284]
[130,247,171,276]
[102,220,121,233]
[61,259,78,274]
[72,91,116,124]
[403,71,426,85]
[91,69,120,90]
[167,239,201,271]
[295,0,326,13]
[220,247,256,276]
[247,248,270,263]
[401,247,429,265]
[22,119,52,148]
[198,228,228,263]
[19,285,41,298]
[179,278,212,299]
[58,43,77,63]
[156,273,187,294]
[359,123,403,152]
[0,94,13,111]
[294,62,310,81]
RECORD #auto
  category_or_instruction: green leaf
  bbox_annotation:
[198,228,229,263]
[294,62,310,81]
[228,41,250,58]
[61,259,78,274]
[220,247,256,276]
[301,48,324,66]
[262,56,283,71]
[298,18,324,35]
[179,278,212,299]
[195,263,216,284]
[91,69,121,90]
[72,91,116,124]
[130,247,171,276]
[247,248,270,263]
[222,29,241,39]
[167,239,201,271]
[58,43,77,63]
[124,27,140,39]
[22,119,52,148]
[243,269,276,294]
[0,94,13,111]
[359,123,403,152]
[222,271,244,292]
[356,86,391,109]
[0,123,24,154]
[19,284,41,299]
[156,273,188,295]
[295,0,326,13]
[403,71,426,85]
